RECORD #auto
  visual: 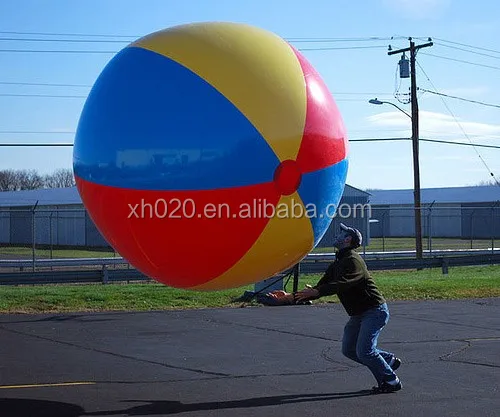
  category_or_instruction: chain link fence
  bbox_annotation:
[0,204,499,262]
[0,207,115,262]
[366,204,499,252]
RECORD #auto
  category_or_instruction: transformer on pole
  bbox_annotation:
[399,53,410,78]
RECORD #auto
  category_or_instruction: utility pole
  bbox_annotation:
[388,38,433,265]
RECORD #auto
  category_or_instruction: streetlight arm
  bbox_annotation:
[383,101,412,119]
[369,98,412,119]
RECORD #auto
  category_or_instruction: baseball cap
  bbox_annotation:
[340,223,362,248]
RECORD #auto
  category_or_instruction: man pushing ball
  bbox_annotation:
[269,223,402,394]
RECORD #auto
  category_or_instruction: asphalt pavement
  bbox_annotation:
[0,297,499,417]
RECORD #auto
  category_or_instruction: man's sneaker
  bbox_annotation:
[371,377,402,394]
[389,356,401,371]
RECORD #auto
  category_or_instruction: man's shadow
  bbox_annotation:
[1,390,375,417]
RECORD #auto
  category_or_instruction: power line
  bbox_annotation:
[0,83,395,98]
[350,138,408,142]
[2,31,499,65]
[434,42,500,60]
[0,131,75,134]
[419,138,500,149]
[0,37,131,43]
[350,137,500,149]
[0,30,401,42]
[0,36,398,44]
[2,137,499,148]
[0,30,136,38]
[0,143,73,146]
[332,92,394,96]
[416,60,500,186]
[0,82,395,96]
[286,37,401,42]
[0,45,389,54]
[319,137,500,149]
[0,93,87,98]
[297,45,387,51]
[3,128,498,141]
[432,37,500,56]
[0,93,375,102]
[0,49,116,54]
[419,52,500,71]
[0,81,91,88]
[418,88,500,109]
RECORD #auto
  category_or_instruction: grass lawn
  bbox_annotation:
[0,265,499,314]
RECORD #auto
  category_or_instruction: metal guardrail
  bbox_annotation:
[0,257,128,269]
[0,267,151,286]
[309,248,500,260]
[0,251,499,286]
[1,248,499,269]
[305,253,500,274]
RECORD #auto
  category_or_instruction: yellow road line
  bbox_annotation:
[0,381,95,389]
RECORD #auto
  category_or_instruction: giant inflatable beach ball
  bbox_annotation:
[73,22,348,291]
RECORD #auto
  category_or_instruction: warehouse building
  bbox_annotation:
[315,184,372,248]
[0,187,108,248]
[0,184,371,249]
[368,185,500,239]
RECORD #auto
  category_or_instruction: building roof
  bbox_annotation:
[0,186,82,208]
[343,184,371,197]
[369,185,500,205]
[2,185,496,208]
[0,183,370,208]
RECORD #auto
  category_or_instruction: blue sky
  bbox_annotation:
[1,0,499,190]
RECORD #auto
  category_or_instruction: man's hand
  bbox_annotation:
[294,285,319,302]
[267,290,294,304]
[266,286,319,305]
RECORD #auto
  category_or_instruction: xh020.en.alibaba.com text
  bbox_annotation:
[127,198,371,220]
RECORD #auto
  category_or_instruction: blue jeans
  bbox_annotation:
[341,303,397,385]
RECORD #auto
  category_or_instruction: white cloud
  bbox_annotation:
[381,0,451,19]
[366,110,500,142]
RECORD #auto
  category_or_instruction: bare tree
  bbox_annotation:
[0,170,16,191]
[18,169,44,190]
[0,169,44,191]
[0,168,76,191]
[474,179,497,186]
[44,168,76,188]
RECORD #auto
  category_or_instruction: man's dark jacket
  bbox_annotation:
[313,247,385,316]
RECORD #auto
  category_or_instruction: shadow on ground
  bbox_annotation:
[1,391,376,416]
